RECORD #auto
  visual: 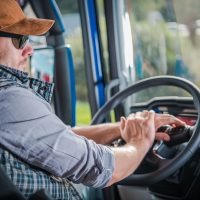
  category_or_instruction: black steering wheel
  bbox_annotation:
[91,76,200,186]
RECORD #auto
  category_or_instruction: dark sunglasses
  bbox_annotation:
[0,32,29,49]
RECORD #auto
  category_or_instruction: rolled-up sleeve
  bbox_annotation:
[0,86,115,188]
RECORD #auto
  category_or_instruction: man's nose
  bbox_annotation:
[22,44,34,57]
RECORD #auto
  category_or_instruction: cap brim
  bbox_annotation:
[0,17,55,36]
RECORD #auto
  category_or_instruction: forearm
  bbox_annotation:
[72,123,121,144]
[106,141,149,186]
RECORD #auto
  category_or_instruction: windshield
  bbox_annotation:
[123,0,200,101]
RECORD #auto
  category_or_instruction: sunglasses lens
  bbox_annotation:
[12,36,29,49]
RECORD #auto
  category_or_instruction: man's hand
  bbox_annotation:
[121,111,186,143]
[106,111,186,187]
[120,110,156,150]
[154,113,186,141]
[107,110,157,186]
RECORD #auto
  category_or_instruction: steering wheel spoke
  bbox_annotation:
[143,143,170,169]
[151,149,170,168]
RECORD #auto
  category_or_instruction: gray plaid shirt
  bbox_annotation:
[0,65,114,199]
[0,147,82,200]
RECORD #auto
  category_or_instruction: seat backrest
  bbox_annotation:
[0,166,26,200]
[0,166,54,200]
[0,147,81,200]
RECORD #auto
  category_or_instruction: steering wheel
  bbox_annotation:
[91,76,200,186]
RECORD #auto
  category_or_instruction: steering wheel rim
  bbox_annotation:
[91,75,200,186]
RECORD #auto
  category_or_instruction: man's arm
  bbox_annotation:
[107,141,148,186]
[72,112,186,186]
[72,123,121,144]
[73,122,149,187]
[72,112,185,145]
[1,87,186,188]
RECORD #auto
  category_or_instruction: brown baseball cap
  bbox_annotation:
[0,0,55,36]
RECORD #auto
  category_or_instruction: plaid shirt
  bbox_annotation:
[0,65,83,199]
[0,147,82,200]
[0,64,114,199]
[0,64,54,103]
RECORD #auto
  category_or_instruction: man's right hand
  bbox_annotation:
[106,110,186,187]
[120,110,156,151]
[120,111,186,145]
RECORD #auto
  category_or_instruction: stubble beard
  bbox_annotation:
[0,50,28,72]
[18,58,28,72]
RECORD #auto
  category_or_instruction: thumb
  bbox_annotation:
[156,132,170,141]
[120,116,126,130]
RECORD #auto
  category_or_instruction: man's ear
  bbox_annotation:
[22,44,33,57]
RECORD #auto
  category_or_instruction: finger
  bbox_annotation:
[127,113,135,119]
[156,132,170,141]
[156,113,186,125]
[135,111,143,118]
[169,116,186,126]
[171,124,176,128]
[148,110,155,120]
[146,110,155,125]
[135,111,149,119]
[142,110,149,118]
[155,114,186,127]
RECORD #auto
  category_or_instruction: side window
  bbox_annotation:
[22,2,50,77]
[55,0,91,125]
[24,1,91,125]
[31,48,54,83]
[23,2,52,82]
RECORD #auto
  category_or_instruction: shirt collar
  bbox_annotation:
[0,64,54,103]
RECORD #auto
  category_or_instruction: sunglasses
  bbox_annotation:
[0,32,29,49]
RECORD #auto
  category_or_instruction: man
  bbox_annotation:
[0,0,185,199]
